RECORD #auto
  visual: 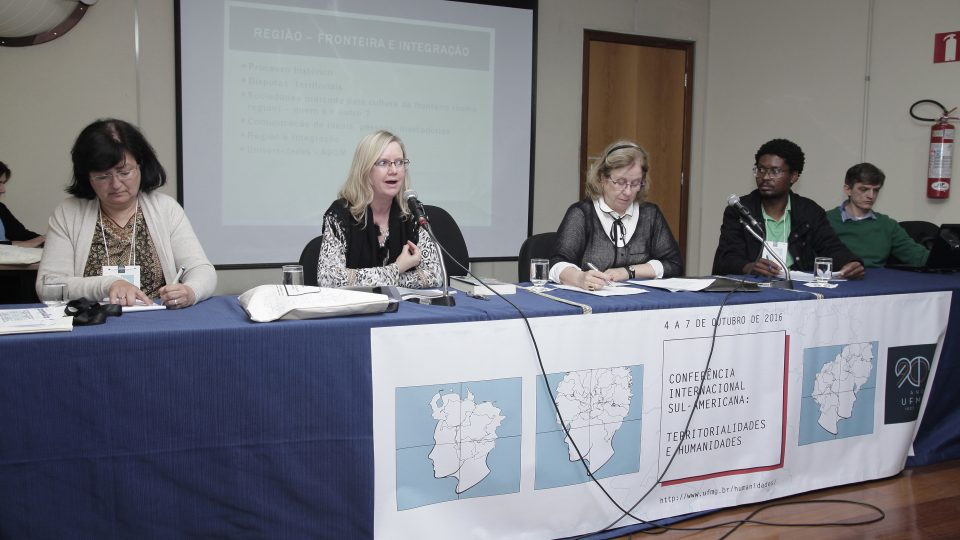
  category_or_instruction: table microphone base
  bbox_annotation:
[767,278,794,289]
[427,295,457,306]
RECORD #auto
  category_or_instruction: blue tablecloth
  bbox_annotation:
[2,269,959,538]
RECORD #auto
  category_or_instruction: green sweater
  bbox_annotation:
[826,207,930,268]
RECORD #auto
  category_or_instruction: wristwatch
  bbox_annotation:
[627,265,636,279]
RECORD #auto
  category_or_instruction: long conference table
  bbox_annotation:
[2,269,960,539]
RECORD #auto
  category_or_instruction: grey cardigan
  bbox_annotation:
[36,191,217,304]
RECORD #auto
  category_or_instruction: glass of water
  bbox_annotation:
[282,264,304,286]
[529,258,550,292]
[814,257,832,284]
[41,275,67,307]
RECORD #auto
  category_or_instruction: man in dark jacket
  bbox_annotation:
[712,139,865,279]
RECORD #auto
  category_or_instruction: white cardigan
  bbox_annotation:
[36,191,217,304]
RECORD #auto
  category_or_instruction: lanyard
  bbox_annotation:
[99,200,138,268]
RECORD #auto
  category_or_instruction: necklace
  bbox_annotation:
[99,200,138,267]
[102,205,137,228]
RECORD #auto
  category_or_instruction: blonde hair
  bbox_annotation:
[338,130,412,223]
[584,140,650,204]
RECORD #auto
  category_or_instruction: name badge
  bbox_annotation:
[761,242,789,276]
[103,265,142,288]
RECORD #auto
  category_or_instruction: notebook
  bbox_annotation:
[888,224,960,273]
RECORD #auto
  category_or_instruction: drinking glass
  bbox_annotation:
[41,275,67,307]
[282,264,304,286]
[814,257,832,284]
[529,258,550,292]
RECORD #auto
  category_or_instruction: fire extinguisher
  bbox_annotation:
[910,100,958,199]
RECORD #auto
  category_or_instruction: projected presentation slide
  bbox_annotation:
[179,0,533,265]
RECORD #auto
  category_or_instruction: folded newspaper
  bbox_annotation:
[238,284,393,322]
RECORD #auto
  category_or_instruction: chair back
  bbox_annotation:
[423,205,470,276]
[298,235,325,286]
[518,232,557,282]
[899,220,940,250]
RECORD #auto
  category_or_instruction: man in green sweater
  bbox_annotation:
[826,162,929,268]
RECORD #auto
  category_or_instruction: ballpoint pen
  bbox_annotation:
[173,266,186,284]
[585,262,610,286]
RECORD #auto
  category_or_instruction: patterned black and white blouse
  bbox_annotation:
[317,198,444,288]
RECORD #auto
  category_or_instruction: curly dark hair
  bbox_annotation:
[754,138,805,174]
[67,119,166,199]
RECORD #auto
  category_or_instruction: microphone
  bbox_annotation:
[727,194,761,232]
[726,194,792,289]
[404,190,429,227]
[401,190,455,306]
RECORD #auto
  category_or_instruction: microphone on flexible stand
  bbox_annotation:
[727,194,761,231]
[405,189,430,228]
[727,194,793,289]
[404,190,455,306]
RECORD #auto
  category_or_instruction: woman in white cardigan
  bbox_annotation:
[37,119,216,308]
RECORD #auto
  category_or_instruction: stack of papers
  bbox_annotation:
[633,278,717,292]
[449,276,516,296]
[634,277,761,292]
[0,307,73,335]
[553,283,647,296]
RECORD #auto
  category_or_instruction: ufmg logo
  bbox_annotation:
[894,354,931,389]
[885,344,937,425]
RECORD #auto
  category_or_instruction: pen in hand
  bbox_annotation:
[173,266,186,284]
[585,262,609,288]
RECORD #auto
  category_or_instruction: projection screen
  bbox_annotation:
[177,0,535,266]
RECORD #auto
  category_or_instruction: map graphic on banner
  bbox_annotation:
[535,366,643,490]
[394,378,521,510]
[799,342,878,445]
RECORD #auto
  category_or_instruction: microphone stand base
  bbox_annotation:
[426,295,457,307]
[766,279,794,289]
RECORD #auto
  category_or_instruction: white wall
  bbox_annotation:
[699,0,960,273]
[2,0,957,293]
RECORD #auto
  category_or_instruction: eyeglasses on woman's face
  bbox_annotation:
[373,159,410,170]
[606,176,644,191]
[91,164,140,183]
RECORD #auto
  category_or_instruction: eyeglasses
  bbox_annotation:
[91,165,139,183]
[607,177,644,191]
[374,159,410,170]
[753,165,788,178]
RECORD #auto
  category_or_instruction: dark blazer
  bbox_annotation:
[0,202,41,244]
[712,189,861,275]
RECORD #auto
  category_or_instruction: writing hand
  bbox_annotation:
[745,258,782,277]
[159,283,197,309]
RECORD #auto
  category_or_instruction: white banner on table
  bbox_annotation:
[371,292,950,539]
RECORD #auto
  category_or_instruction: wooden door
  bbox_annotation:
[581,31,693,253]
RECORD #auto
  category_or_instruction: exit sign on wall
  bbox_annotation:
[934,31,958,63]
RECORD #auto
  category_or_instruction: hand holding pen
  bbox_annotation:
[158,266,195,309]
[582,262,609,292]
